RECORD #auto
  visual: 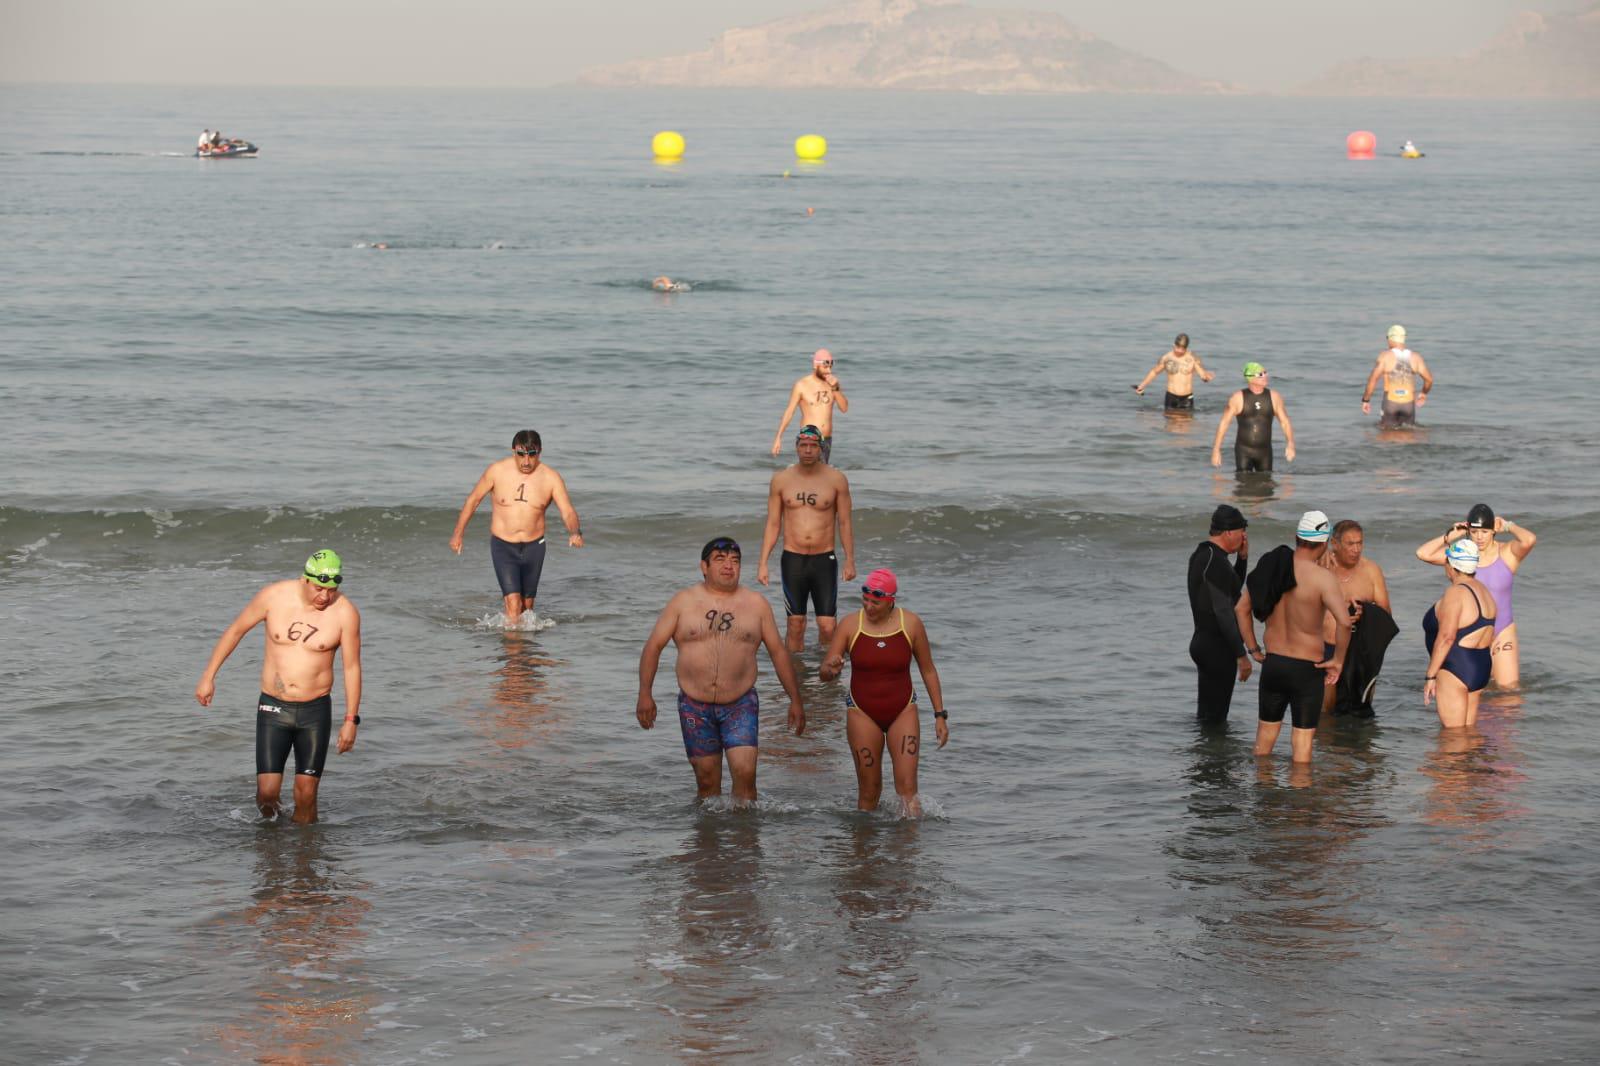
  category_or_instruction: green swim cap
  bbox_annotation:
[1242,362,1266,379]
[304,549,343,587]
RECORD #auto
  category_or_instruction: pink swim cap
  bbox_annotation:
[813,348,834,367]
[863,568,897,596]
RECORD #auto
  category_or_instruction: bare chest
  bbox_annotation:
[265,608,342,653]
[494,476,551,509]
[780,481,837,512]
[676,603,762,648]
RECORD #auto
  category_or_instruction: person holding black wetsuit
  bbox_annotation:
[1210,362,1296,472]
[1187,505,1252,723]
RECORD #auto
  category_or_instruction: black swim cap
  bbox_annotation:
[1466,503,1495,529]
[1210,505,1248,533]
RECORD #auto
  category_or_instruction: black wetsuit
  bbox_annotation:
[1187,541,1248,723]
[1234,387,1275,472]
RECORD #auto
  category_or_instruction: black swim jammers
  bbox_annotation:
[256,692,333,777]
[1164,392,1195,411]
[781,549,838,618]
[1258,654,1324,731]
[491,535,546,598]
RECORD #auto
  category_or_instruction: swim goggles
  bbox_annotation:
[862,586,894,600]
[514,448,540,457]
[305,571,343,586]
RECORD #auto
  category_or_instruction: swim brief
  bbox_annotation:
[256,692,333,777]
[780,549,838,617]
[677,689,759,759]
[1164,392,1195,411]
[1379,399,1416,429]
[1259,654,1324,730]
[490,535,546,598]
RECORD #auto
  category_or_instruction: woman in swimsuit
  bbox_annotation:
[1415,503,1537,687]
[1422,538,1497,728]
[820,569,948,816]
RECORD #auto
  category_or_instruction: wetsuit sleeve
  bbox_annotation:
[1205,551,1248,656]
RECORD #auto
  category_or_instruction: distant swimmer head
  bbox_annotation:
[1296,510,1332,544]
[1242,361,1267,381]
[1210,504,1248,534]
[1387,324,1407,343]
[652,276,674,291]
[1174,333,1190,351]
[1446,537,1480,574]
[862,568,898,601]
[1466,503,1495,529]
[701,536,741,562]
[813,348,834,368]
[304,549,344,588]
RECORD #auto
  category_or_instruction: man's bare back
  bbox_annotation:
[1265,558,1344,662]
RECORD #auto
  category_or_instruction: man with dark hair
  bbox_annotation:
[1235,511,1349,765]
[449,429,584,624]
[1187,504,1251,723]
[637,537,806,804]
[1135,332,1215,411]
[758,425,857,651]
[1320,519,1394,715]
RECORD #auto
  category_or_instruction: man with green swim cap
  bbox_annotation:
[195,549,364,824]
[1211,362,1296,472]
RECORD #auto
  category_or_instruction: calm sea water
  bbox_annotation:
[3,85,1599,1063]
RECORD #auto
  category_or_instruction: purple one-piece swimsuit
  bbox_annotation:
[1476,556,1515,635]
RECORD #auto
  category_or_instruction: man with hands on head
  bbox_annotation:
[1187,504,1252,724]
[772,348,848,463]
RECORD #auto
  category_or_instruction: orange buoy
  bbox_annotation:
[1346,130,1376,160]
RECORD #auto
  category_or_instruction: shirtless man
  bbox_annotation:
[449,429,583,623]
[771,349,848,463]
[1361,324,1433,429]
[1211,362,1296,472]
[194,550,363,824]
[757,426,857,651]
[1234,512,1349,764]
[1134,333,1215,411]
[1319,519,1391,712]
[637,537,806,804]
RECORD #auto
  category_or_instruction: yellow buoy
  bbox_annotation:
[794,134,827,161]
[652,130,685,160]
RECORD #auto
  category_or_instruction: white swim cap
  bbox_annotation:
[1446,538,1479,574]
[1387,324,1406,342]
[1297,510,1331,542]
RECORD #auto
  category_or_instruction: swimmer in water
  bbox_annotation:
[821,569,949,817]
[1361,325,1432,428]
[1422,539,1496,728]
[770,349,847,463]
[1415,504,1536,687]
[1211,362,1296,472]
[1134,333,1215,411]
[636,538,805,804]
[758,426,857,651]
[194,550,363,824]
[652,276,690,293]
[448,429,584,625]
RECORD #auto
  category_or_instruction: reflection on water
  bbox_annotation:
[483,633,563,750]
[1420,696,1529,840]
[644,817,778,1060]
[212,829,372,1064]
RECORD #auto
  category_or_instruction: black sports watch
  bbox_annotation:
[933,711,948,720]
[344,715,361,725]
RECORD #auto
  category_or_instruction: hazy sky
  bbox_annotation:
[0,0,1588,92]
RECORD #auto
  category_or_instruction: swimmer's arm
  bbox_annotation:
[760,602,806,735]
[1414,355,1433,396]
[1134,361,1162,394]
[829,377,848,413]
[1274,394,1295,461]
[337,609,362,753]
[1209,398,1239,463]
[1371,566,1392,613]
[757,476,783,585]
[449,466,496,552]
[1424,592,1462,679]
[635,599,679,728]
[819,614,854,682]
[771,384,803,454]
[908,613,946,717]
[1504,517,1536,561]
[195,589,271,704]
[1414,527,1460,566]
[1361,363,1383,409]
[1318,576,1350,678]
[836,476,856,581]
[1234,589,1262,659]
[1193,355,1215,382]
[550,472,584,547]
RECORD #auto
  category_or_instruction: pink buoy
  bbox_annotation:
[1347,130,1376,159]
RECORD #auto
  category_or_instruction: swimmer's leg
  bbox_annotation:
[846,707,887,810]
[287,701,331,825]
[1434,671,1472,728]
[255,701,295,818]
[1289,727,1316,764]
[724,746,758,806]
[291,776,322,825]
[816,616,837,647]
[780,551,809,652]
[255,773,284,819]
[814,556,840,646]
[502,593,530,622]
[1253,721,1281,756]
[688,754,723,800]
[883,702,922,817]
[1490,624,1520,688]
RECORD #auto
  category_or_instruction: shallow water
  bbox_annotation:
[3,85,1598,1063]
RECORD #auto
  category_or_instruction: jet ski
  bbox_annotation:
[196,140,258,158]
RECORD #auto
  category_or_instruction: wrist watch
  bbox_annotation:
[345,715,361,725]
[933,711,948,719]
